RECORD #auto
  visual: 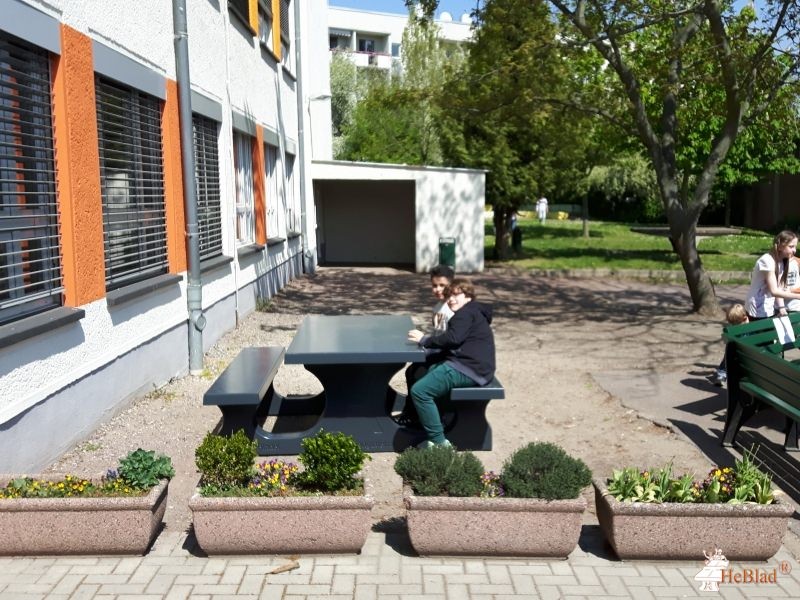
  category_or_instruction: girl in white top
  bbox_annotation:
[745,230,800,319]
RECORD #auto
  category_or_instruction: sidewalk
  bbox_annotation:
[2,526,799,599]
[7,268,800,599]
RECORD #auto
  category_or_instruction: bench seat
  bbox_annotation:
[204,346,285,437]
[450,376,505,400]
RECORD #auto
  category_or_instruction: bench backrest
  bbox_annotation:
[723,312,800,354]
[733,341,800,414]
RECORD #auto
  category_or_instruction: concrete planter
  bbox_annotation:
[0,475,168,556]
[189,478,375,555]
[403,486,587,557]
[593,479,794,560]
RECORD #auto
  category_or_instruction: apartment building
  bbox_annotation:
[327,5,472,71]
[0,0,332,471]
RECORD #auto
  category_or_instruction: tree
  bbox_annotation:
[435,0,602,257]
[336,14,463,165]
[413,0,800,315]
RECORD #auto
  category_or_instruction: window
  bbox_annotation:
[0,32,62,325]
[280,0,293,72]
[95,76,167,290]
[258,0,273,51]
[228,0,250,28]
[285,152,299,234]
[358,38,375,53]
[233,131,254,246]
[192,114,223,261]
[391,43,401,58]
[265,143,280,237]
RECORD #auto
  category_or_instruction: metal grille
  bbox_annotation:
[0,31,62,326]
[95,76,167,290]
[192,114,222,261]
[280,0,291,43]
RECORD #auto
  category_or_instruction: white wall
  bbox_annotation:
[0,0,317,471]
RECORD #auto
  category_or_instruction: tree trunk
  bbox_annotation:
[669,226,723,317]
[582,196,589,238]
[493,208,511,260]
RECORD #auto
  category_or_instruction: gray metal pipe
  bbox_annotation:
[293,0,314,274]
[172,0,205,373]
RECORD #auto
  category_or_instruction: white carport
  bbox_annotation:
[311,160,486,273]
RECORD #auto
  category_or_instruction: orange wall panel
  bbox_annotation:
[163,80,187,273]
[272,0,282,60]
[253,126,267,245]
[51,25,105,306]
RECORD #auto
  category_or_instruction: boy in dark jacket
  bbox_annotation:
[407,278,496,448]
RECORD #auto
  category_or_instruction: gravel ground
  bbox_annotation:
[46,266,740,537]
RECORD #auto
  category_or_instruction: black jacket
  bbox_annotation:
[419,300,496,385]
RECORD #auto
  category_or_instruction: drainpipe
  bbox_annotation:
[294,0,314,274]
[173,0,205,373]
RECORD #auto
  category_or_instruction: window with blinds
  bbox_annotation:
[192,114,223,261]
[257,0,273,51]
[95,76,167,290]
[228,0,250,29]
[265,143,280,238]
[0,31,62,326]
[285,153,299,234]
[233,131,255,246]
[280,0,293,72]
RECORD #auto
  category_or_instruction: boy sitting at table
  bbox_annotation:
[407,278,496,448]
[394,264,455,427]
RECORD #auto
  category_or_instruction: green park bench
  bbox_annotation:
[721,312,800,452]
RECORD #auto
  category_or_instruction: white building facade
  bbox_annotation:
[327,5,472,71]
[0,0,330,471]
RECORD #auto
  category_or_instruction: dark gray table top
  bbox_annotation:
[285,315,426,365]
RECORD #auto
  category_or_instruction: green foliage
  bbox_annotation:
[394,444,484,497]
[297,430,370,492]
[606,450,776,505]
[195,430,258,492]
[0,448,173,499]
[500,442,592,500]
[117,448,175,489]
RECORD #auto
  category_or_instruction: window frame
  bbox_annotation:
[95,75,168,291]
[233,130,255,247]
[0,30,63,326]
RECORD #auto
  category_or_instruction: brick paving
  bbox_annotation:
[2,526,799,599]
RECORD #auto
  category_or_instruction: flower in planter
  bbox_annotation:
[605,450,775,505]
[395,441,591,499]
[0,449,174,499]
[195,428,370,497]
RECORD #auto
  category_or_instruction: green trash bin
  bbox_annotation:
[439,237,456,270]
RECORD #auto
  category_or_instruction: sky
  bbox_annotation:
[329,1,481,20]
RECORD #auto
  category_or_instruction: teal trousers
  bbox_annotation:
[410,362,476,444]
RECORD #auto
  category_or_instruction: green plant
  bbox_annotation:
[195,430,257,493]
[117,448,175,489]
[606,450,776,505]
[297,430,370,492]
[0,448,173,499]
[394,444,484,497]
[500,442,592,500]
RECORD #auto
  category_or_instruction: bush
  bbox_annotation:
[297,430,369,492]
[118,448,175,489]
[195,430,257,492]
[500,442,591,500]
[394,445,484,497]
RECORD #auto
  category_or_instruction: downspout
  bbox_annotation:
[172,0,205,373]
[294,0,314,274]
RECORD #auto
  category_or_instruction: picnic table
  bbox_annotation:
[205,314,504,455]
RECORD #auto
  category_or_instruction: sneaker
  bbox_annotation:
[416,439,453,450]
[393,413,421,428]
[706,371,726,387]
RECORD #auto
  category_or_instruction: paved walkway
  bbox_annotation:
[2,526,799,599]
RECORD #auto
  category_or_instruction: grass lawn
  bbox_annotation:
[484,218,771,273]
